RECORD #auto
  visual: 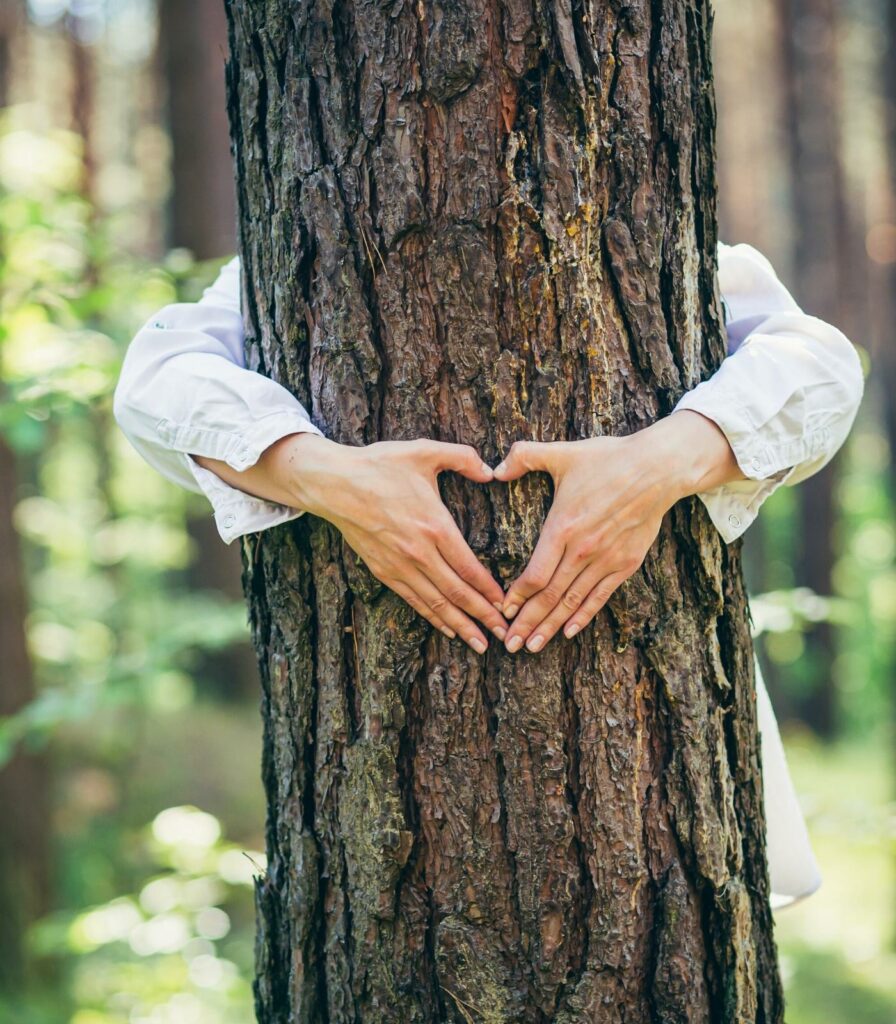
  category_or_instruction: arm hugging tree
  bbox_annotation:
[224,1,783,1020]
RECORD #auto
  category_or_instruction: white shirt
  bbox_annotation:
[114,241,864,909]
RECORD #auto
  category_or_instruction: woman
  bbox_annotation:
[114,241,863,908]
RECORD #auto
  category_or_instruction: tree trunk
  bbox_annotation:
[158,0,237,260]
[0,2,52,990]
[777,0,853,738]
[712,0,784,709]
[880,0,896,477]
[224,2,782,1020]
[157,0,256,700]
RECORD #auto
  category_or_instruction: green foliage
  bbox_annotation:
[2,17,894,1015]
[0,111,259,1019]
[2,806,259,1023]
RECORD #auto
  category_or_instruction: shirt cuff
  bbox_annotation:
[689,474,790,543]
[157,410,323,544]
[187,460,305,544]
[673,382,827,543]
[155,409,323,473]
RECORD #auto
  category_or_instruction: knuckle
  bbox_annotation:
[431,525,452,548]
[454,560,476,583]
[552,518,572,542]
[508,440,528,464]
[540,584,562,605]
[597,580,616,601]
[523,568,550,591]
[562,588,583,610]
[591,524,610,549]
[419,522,441,544]
[446,586,467,606]
[575,535,596,559]
[429,595,448,614]
[620,555,641,577]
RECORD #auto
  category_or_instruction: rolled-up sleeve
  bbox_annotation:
[113,257,322,543]
[674,242,864,542]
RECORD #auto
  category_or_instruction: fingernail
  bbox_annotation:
[493,626,507,641]
[564,623,580,639]
[504,604,519,619]
[526,634,545,652]
[494,461,506,475]
[441,626,456,639]
[481,461,493,475]
[492,601,504,612]
[506,635,523,653]
[469,637,487,654]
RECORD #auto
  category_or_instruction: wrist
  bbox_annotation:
[638,411,742,503]
[272,433,360,518]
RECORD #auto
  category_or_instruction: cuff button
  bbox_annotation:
[222,513,236,529]
[728,513,741,528]
[751,457,761,471]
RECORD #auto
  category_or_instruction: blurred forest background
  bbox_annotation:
[0,1,893,1022]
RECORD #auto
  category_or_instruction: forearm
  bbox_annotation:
[631,410,747,509]
[192,432,347,514]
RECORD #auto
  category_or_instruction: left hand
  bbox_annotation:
[494,411,743,653]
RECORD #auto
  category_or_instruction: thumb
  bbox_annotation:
[493,441,551,481]
[426,441,494,483]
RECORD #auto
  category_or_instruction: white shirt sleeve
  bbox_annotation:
[116,243,864,548]
[673,241,864,543]
[113,256,322,544]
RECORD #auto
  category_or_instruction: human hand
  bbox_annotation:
[283,435,508,653]
[493,411,743,653]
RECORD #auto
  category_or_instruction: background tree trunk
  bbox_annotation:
[157,0,256,701]
[879,1,896,492]
[777,0,855,737]
[0,1,52,989]
[158,0,236,261]
[225,2,783,1020]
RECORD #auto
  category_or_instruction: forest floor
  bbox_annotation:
[776,735,896,1024]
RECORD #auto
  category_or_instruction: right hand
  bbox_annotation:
[280,434,508,653]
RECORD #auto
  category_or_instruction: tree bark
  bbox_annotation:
[225,2,782,1020]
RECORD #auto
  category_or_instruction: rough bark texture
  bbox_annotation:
[224,2,782,1020]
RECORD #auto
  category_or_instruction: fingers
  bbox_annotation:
[501,521,566,620]
[390,580,456,639]
[502,548,592,652]
[493,440,556,482]
[561,570,630,638]
[418,440,494,483]
[428,548,508,641]
[519,563,610,650]
[437,519,505,609]
[403,566,492,654]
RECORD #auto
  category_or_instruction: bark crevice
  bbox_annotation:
[225,1,784,1019]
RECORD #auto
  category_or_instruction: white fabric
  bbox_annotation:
[676,243,864,541]
[113,241,863,909]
